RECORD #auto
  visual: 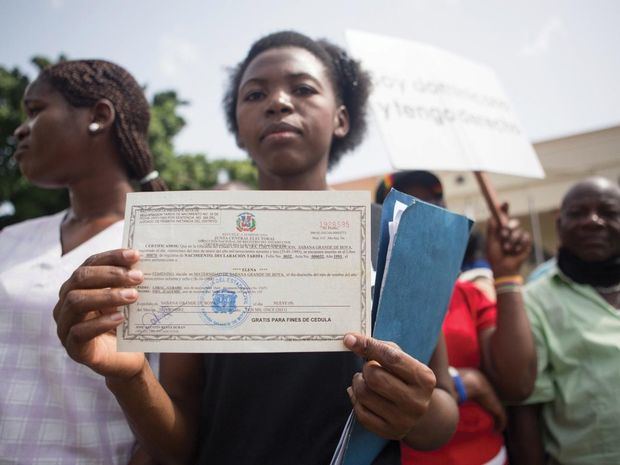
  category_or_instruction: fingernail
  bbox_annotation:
[120,288,137,300]
[122,249,138,260]
[109,311,124,321]
[343,334,357,349]
[127,270,143,282]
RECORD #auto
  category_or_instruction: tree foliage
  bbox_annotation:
[0,56,257,229]
[0,58,69,229]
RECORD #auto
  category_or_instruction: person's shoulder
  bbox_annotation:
[459,266,493,283]
[453,279,495,317]
[2,210,66,234]
[454,279,488,302]
[0,211,65,265]
[1,211,64,243]
[455,279,478,292]
[526,258,556,283]
[524,266,560,297]
[523,266,564,319]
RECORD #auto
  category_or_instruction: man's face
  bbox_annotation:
[558,179,620,262]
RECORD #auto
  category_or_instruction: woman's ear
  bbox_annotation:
[88,98,116,134]
[333,105,350,139]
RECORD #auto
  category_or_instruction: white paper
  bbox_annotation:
[378,200,408,299]
[330,412,355,465]
[118,190,371,353]
[346,30,545,179]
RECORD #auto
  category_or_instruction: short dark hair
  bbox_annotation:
[375,170,444,204]
[223,30,371,169]
[38,59,166,191]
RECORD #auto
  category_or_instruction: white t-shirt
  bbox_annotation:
[0,211,134,464]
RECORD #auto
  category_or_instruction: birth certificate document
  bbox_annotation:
[118,190,371,353]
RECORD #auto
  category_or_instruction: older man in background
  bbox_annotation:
[509,176,620,465]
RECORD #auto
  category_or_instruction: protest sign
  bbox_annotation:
[346,30,545,178]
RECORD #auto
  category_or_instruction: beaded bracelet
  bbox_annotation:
[496,283,522,295]
[494,275,524,286]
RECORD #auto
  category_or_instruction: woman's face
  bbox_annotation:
[13,79,90,187]
[235,46,349,179]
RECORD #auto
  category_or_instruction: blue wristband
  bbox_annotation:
[449,366,467,404]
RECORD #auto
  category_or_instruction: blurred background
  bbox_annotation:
[2,0,619,268]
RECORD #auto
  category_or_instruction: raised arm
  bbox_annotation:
[479,203,537,401]
[54,249,202,465]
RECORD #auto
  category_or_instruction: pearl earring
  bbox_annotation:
[88,122,101,133]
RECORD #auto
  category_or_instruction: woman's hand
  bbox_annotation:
[486,202,532,277]
[53,248,146,380]
[459,367,507,431]
[343,333,436,440]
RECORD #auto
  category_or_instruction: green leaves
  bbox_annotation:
[147,89,257,191]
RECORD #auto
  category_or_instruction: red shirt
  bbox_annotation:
[402,280,504,465]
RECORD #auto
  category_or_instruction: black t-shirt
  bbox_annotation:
[195,352,399,465]
[195,205,399,465]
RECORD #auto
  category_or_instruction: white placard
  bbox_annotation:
[346,30,545,178]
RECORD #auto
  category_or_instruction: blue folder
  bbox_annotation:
[334,189,472,465]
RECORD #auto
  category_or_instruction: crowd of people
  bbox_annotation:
[1,29,619,465]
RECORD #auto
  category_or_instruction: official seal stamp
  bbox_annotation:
[199,273,252,328]
[236,212,256,232]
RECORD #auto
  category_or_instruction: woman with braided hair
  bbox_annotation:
[54,32,458,465]
[0,59,163,464]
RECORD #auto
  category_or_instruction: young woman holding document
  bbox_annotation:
[53,32,459,465]
[0,60,163,464]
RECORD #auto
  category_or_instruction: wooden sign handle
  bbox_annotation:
[474,171,508,228]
